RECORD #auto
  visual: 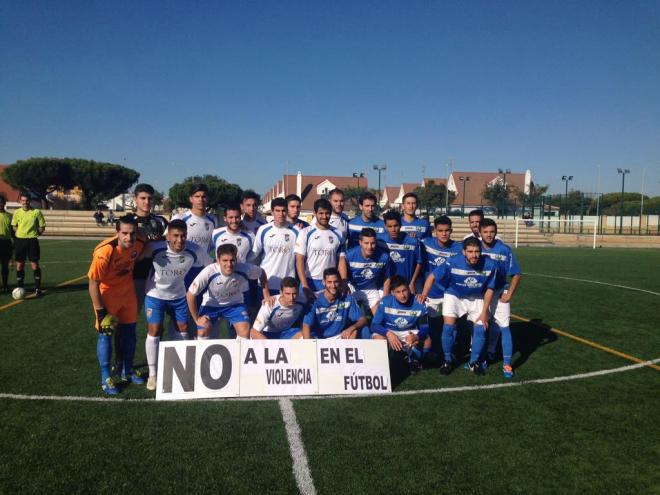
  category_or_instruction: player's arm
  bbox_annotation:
[480,288,495,330]
[341,315,367,339]
[186,290,204,327]
[501,273,521,303]
[37,211,46,235]
[249,304,269,339]
[295,253,313,298]
[417,271,434,304]
[409,262,423,294]
[338,256,349,282]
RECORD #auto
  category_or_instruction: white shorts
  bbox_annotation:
[373,329,419,349]
[350,286,383,309]
[442,293,486,325]
[489,290,510,327]
[425,297,443,318]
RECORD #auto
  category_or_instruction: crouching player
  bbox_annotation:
[141,219,207,390]
[88,215,145,395]
[371,275,431,374]
[432,237,498,375]
[187,244,269,340]
[302,268,367,339]
[479,218,522,379]
[250,277,307,339]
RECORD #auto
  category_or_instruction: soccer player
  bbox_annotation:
[187,244,268,339]
[340,227,394,315]
[347,192,384,248]
[463,209,484,240]
[211,204,255,264]
[379,210,423,294]
[140,219,206,390]
[400,193,431,239]
[302,268,367,339]
[479,218,522,379]
[295,198,347,299]
[371,275,431,373]
[88,215,146,395]
[0,194,12,292]
[286,194,311,230]
[11,192,46,296]
[250,277,307,339]
[312,188,349,239]
[429,237,498,375]
[241,190,267,235]
[253,197,298,297]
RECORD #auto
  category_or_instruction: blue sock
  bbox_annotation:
[501,326,513,366]
[409,347,422,361]
[120,323,137,376]
[422,347,431,356]
[487,322,501,355]
[441,323,456,363]
[470,324,486,364]
[97,334,112,382]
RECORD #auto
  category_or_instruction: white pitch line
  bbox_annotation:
[525,272,660,297]
[279,398,317,495]
[1,358,658,403]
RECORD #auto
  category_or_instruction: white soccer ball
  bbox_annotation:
[12,287,25,300]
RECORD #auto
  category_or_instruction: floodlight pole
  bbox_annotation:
[617,168,630,234]
[459,176,470,218]
[373,164,387,203]
[352,172,364,189]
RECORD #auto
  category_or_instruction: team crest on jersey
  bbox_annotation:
[362,268,374,279]
[464,277,480,288]
[390,251,403,263]
[328,236,334,244]
[433,257,446,266]
[179,256,185,263]
[394,316,409,328]
[205,223,210,231]
[324,310,340,322]
[236,238,242,246]
[285,234,290,242]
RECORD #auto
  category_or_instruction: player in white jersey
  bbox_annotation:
[187,244,269,340]
[463,209,484,240]
[250,277,307,339]
[211,203,255,264]
[296,198,347,301]
[253,197,298,296]
[313,188,349,239]
[140,220,206,390]
[241,190,268,235]
[286,194,311,231]
[170,183,218,266]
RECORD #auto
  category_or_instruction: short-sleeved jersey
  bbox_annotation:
[421,238,462,298]
[312,212,349,239]
[252,294,307,333]
[347,216,385,248]
[142,240,205,300]
[345,246,395,291]
[294,225,345,281]
[432,255,498,299]
[11,208,46,239]
[400,216,431,240]
[132,213,169,279]
[378,233,422,283]
[242,214,268,235]
[171,211,218,266]
[253,223,298,290]
[189,262,262,308]
[88,236,145,293]
[481,239,521,290]
[0,211,11,240]
[303,292,363,338]
[290,218,311,232]
[371,294,429,338]
[211,227,255,264]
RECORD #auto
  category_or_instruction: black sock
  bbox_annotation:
[34,268,42,289]
[17,269,25,288]
[1,261,8,288]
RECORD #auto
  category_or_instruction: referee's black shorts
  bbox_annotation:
[0,239,12,262]
[14,238,40,262]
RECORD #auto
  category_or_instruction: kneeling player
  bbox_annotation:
[432,237,498,375]
[302,268,367,339]
[187,244,269,340]
[250,277,307,339]
[141,220,206,390]
[371,275,431,374]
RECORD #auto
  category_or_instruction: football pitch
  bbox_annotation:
[0,240,658,494]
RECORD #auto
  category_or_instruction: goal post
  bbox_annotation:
[515,218,599,249]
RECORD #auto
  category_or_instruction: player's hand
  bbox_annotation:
[405,332,419,347]
[99,312,119,336]
[196,315,211,328]
[478,312,490,330]
[416,293,427,304]
[386,331,403,351]
[499,291,512,303]
[341,327,357,339]
[263,295,277,306]
[408,283,417,295]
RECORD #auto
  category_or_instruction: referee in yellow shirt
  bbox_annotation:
[11,192,46,296]
[0,194,12,293]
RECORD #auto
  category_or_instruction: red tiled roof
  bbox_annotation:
[382,186,400,205]
[263,174,370,211]
[0,165,21,202]
[450,171,526,206]
[423,177,447,187]
[401,183,420,195]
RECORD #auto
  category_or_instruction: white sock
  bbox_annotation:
[198,335,209,340]
[179,332,188,340]
[146,335,160,377]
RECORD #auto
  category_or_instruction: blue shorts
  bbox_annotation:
[145,295,189,325]
[262,327,301,340]
[198,304,250,329]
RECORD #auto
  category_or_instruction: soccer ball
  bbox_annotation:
[12,287,26,300]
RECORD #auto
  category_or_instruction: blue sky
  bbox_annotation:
[1,0,659,197]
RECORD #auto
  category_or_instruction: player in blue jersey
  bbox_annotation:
[286,194,311,231]
[479,218,522,378]
[140,220,206,390]
[340,227,395,314]
[347,192,384,248]
[430,237,498,375]
[302,268,367,339]
[241,190,268,235]
[250,277,307,339]
[211,204,255,264]
[379,210,423,293]
[400,193,431,240]
[371,275,431,374]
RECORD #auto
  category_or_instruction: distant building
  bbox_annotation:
[0,165,21,207]
[448,170,531,209]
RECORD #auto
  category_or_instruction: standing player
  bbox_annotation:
[430,237,498,375]
[252,198,298,297]
[302,268,367,339]
[295,198,347,299]
[250,277,307,339]
[479,218,522,379]
[379,210,423,294]
[211,204,255,264]
[241,190,267,235]
[347,192,384,248]
[340,227,394,315]
[11,192,46,296]
[140,220,206,390]
[286,194,310,230]
[400,193,431,239]
[88,215,145,395]
[0,195,12,292]
[371,275,431,373]
[463,209,484,240]
[312,188,349,239]
[187,244,269,339]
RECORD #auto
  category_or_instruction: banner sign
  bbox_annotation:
[156,339,391,400]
